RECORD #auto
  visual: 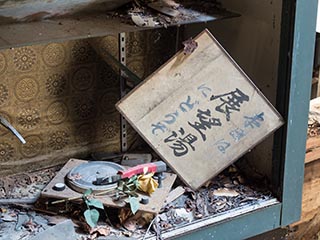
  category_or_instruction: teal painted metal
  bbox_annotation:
[174,204,281,240]
[272,0,295,198]
[177,0,318,237]
[280,0,318,226]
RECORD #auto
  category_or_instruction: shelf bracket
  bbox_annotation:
[119,32,128,152]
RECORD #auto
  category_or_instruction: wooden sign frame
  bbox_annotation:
[116,29,284,190]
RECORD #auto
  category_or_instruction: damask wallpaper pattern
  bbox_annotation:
[0,28,177,176]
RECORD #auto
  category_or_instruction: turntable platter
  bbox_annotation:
[66,161,125,193]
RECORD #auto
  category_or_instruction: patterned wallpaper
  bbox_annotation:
[0,28,177,176]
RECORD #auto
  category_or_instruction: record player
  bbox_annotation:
[41,159,177,214]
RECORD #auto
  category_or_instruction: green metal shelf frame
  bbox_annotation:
[278,0,318,226]
[177,203,282,240]
[175,0,318,239]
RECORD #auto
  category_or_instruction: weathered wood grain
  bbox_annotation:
[117,29,283,190]
[305,136,320,164]
[291,158,320,238]
[290,100,320,237]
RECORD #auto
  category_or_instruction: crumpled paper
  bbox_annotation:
[137,173,158,195]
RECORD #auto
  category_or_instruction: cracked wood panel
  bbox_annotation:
[117,29,284,190]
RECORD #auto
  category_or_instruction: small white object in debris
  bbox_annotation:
[212,188,239,197]
[174,208,194,222]
[158,213,168,222]
[309,97,320,124]
[163,0,180,9]
[131,14,158,27]
[1,213,16,222]
[146,17,157,27]
[131,14,145,27]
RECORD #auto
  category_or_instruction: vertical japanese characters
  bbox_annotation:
[151,85,265,157]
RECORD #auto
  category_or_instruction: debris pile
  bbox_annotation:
[156,166,273,233]
[107,0,226,28]
[308,97,320,137]
[308,122,320,137]
[0,207,62,240]
[0,166,61,202]
[0,25,280,239]
[0,160,274,239]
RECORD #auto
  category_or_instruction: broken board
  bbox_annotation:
[116,29,284,190]
[41,159,176,214]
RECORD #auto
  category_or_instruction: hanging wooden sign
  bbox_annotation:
[116,29,284,190]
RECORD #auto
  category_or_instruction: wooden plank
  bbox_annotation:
[290,209,320,240]
[117,29,284,190]
[292,159,320,227]
[291,141,320,238]
[305,149,320,164]
[41,159,176,214]
[164,186,185,204]
[306,136,320,149]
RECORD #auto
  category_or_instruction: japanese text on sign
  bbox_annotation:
[157,87,265,157]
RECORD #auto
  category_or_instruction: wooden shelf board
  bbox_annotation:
[0,10,237,49]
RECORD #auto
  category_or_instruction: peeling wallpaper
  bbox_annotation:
[0,28,177,176]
